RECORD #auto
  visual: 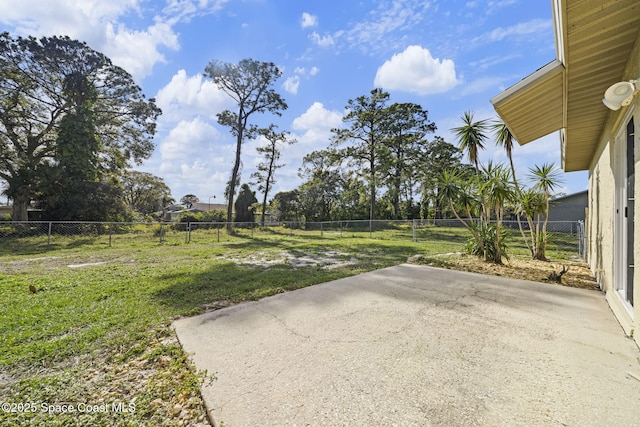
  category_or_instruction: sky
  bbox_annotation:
[0,0,589,204]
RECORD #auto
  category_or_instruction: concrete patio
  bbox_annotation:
[174,264,640,426]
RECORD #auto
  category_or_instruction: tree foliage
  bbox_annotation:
[451,111,489,173]
[204,58,287,230]
[234,183,258,223]
[382,102,436,219]
[0,33,161,220]
[180,194,199,209]
[444,112,564,263]
[38,180,133,222]
[447,112,516,263]
[297,150,344,222]
[526,163,563,260]
[271,190,302,223]
[418,136,471,218]
[120,171,172,216]
[331,88,390,222]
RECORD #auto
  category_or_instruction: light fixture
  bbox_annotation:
[602,79,639,110]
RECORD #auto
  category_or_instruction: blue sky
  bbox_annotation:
[0,0,588,203]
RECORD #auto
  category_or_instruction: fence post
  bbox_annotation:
[217,225,220,243]
[186,222,191,243]
[320,221,323,237]
[159,222,164,243]
[369,220,372,238]
[412,219,416,242]
[109,224,112,247]
[47,222,52,246]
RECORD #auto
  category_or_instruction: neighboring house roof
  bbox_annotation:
[550,189,588,203]
[191,202,228,211]
[548,190,588,222]
[491,0,640,172]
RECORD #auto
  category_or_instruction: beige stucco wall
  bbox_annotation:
[588,32,640,347]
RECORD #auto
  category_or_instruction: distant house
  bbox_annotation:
[0,204,42,221]
[158,202,230,222]
[492,0,640,346]
[191,202,227,212]
[548,190,588,222]
[0,205,11,219]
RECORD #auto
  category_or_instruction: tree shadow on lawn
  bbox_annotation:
[154,241,422,316]
[154,261,346,315]
[0,237,104,256]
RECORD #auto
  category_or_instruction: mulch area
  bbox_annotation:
[409,253,599,291]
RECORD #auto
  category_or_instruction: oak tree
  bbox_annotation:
[0,33,161,220]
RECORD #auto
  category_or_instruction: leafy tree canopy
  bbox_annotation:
[180,194,199,209]
[234,183,258,223]
[121,170,172,216]
[0,33,161,220]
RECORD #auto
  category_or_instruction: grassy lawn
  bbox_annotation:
[0,226,582,426]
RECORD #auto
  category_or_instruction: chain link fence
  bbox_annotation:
[0,219,586,258]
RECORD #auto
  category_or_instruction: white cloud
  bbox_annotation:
[480,18,552,43]
[104,21,179,80]
[374,45,459,95]
[487,0,518,13]
[0,0,182,82]
[162,0,230,24]
[301,12,317,29]
[159,118,222,170]
[283,76,300,95]
[292,102,343,144]
[157,117,234,199]
[282,67,319,95]
[309,31,334,48]
[293,66,319,77]
[456,76,507,97]
[155,70,234,124]
[339,0,431,53]
[0,0,138,34]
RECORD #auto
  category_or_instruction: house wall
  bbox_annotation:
[588,32,640,347]
[548,191,587,222]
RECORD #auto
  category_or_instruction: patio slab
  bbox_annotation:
[174,264,640,426]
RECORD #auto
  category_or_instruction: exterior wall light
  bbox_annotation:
[602,80,639,110]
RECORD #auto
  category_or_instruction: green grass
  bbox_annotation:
[0,227,581,426]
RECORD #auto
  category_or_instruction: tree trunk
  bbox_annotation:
[260,180,270,227]
[370,183,376,222]
[369,152,376,222]
[11,192,29,221]
[227,133,243,232]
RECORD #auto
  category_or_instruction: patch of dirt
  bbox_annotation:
[67,261,107,268]
[220,250,357,269]
[408,253,599,291]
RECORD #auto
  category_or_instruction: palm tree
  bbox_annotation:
[480,162,516,263]
[492,119,534,254]
[438,169,481,244]
[514,188,547,259]
[491,120,519,191]
[451,111,489,173]
[528,163,563,260]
